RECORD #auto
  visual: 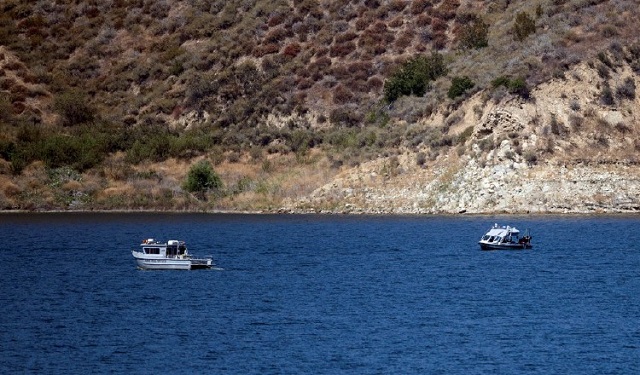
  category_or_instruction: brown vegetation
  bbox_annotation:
[0,0,638,210]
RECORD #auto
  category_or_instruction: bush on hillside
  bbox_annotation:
[512,12,536,41]
[600,83,615,106]
[36,134,100,171]
[6,122,128,173]
[53,90,95,126]
[383,53,447,102]
[491,75,530,99]
[616,77,636,100]
[491,75,511,89]
[448,76,475,99]
[0,93,13,124]
[457,17,489,49]
[183,160,223,197]
[507,77,530,99]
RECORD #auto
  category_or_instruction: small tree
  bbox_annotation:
[492,75,530,99]
[53,90,95,126]
[416,151,427,167]
[458,17,489,49]
[448,76,475,99]
[0,93,13,124]
[507,77,530,99]
[616,77,636,100]
[600,83,615,106]
[383,52,448,102]
[184,160,223,199]
[512,12,536,41]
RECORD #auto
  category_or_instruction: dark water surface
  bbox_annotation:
[1,213,639,374]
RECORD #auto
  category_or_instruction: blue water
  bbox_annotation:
[1,213,639,374]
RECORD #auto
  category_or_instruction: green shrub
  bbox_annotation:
[9,151,26,175]
[458,17,489,49]
[478,136,494,151]
[596,63,610,79]
[16,122,42,143]
[289,129,315,153]
[183,160,223,196]
[357,129,378,148]
[492,75,511,88]
[125,133,170,164]
[507,77,530,99]
[416,151,427,166]
[53,90,95,126]
[326,128,357,150]
[549,114,567,136]
[448,76,475,99]
[601,24,618,38]
[523,150,538,164]
[168,61,184,76]
[614,122,631,134]
[0,93,13,124]
[616,77,636,100]
[492,75,530,99]
[597,51,614,69]
[0,135,14,160]
[383,53,448,102]
[329,107,363,127]
[169,132,212,158]
[32,133,103,171]
[512,12,536,41]
[600,83,615,106]
[457,126,474,144]
[185,73,217,107]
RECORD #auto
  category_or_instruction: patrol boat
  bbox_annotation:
[132,239,213,270]
[478,224,532,250]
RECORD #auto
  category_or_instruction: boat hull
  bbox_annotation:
[479,242,532,250]
[134,258,192,270]
[132,251,212,270]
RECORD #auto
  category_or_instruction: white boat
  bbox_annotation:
[478,224,532,250]
[132,239,213,270]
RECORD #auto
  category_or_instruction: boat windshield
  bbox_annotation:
[144,247,160,254]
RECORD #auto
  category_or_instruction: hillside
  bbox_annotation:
[0,0,639,212]
[286,58,640,214]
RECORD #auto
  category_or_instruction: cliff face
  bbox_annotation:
[284,60,640,214]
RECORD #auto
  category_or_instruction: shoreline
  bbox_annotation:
[1,208,639,216]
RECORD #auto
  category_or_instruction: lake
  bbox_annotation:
[1,213,639,374]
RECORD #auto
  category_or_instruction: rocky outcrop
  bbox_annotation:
[284,144,640,215]
[283,60,640,215]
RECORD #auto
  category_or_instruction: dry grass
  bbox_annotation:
[61,180,82,192]
[0,176,20,198]
[0,159,11,175]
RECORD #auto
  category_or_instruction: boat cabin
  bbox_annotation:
[141,239,187,257]
[133,238,212,270]
[481,225,523,244]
